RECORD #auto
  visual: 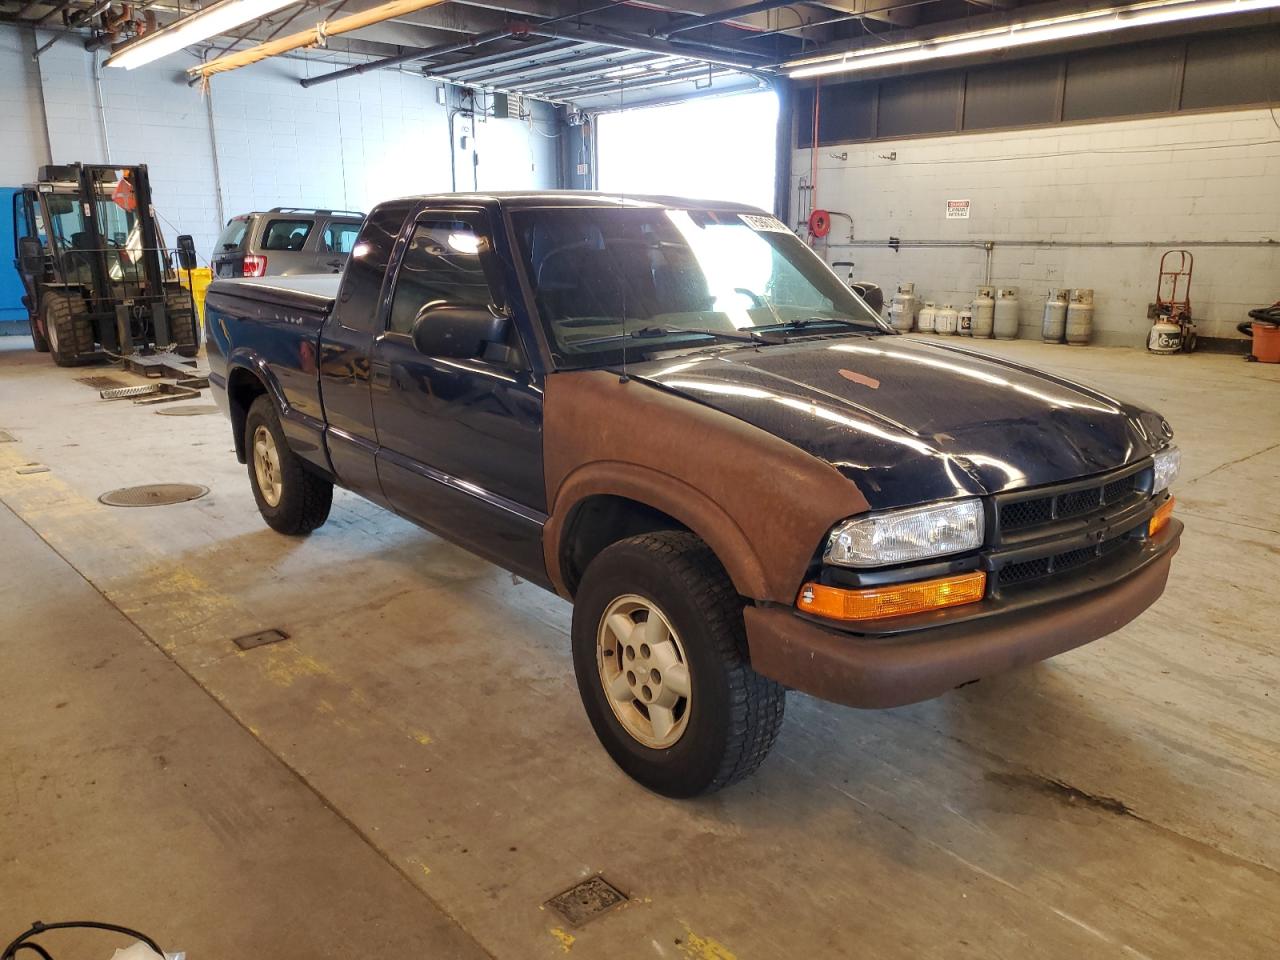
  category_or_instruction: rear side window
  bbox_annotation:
[261,219,313,251]
[323,221,361,254]
[216,218,248,251]
[387,217,497,335]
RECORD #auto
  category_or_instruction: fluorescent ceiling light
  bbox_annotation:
[786,0,1280,78]
[105,0,297,69]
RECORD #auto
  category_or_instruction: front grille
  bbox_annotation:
[997,462,1152,538]
[995,521,1142,589]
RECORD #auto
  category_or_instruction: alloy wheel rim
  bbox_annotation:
[252,424,283,507]
[596,594,691,749]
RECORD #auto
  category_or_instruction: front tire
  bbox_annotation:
[43,291,97,367]
[245,395,333,535]
[571,531,786,797]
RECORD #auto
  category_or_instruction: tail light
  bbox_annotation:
[242,254,268,277]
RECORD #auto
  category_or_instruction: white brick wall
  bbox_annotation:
[1,25,560,262]
[795,110,1280,343]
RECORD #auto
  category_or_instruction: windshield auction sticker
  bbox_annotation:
[740,214,789,232]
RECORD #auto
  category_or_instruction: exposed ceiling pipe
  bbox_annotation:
[419,37,576,77]
[527,21,772,72]
[661,0,799,36]
[35,0,77,26]
[298,26,514,85]
[187,0,452,81]
[452,48,652,86]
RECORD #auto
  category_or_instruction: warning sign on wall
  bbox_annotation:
[946,199,971,219]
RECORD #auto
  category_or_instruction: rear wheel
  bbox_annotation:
[28,312,50,352]
[245,395,333,535]
[571,531,786,797]
[43,291,97,367]
[164,285,201,358]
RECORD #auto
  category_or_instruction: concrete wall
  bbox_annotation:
[795,109,1280,345]
[0,24,561,265]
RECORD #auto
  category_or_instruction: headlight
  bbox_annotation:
[825,498,985,568]
[1153,445,1181,493]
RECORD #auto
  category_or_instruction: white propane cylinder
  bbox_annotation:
[1066,288,1094,345]
[993,287,1020,339]
[972,286,995,338]
[917,301,937,333]
[958,307,974,337]
[936,303,958,335]
[889,282,918,332]
[1148,320,1182,354]
[1042,287,1068,343]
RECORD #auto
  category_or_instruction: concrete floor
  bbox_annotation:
[1,333,1277,959]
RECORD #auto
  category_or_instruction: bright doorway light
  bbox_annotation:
[596,91,779,212]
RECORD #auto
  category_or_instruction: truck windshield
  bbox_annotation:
[509,207,889,368]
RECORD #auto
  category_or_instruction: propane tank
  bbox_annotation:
[889,282,918,332]
[972,286,995,338]
[1066,288,1094,345]
[917,301,937,333]
[1148,320,1182,354]
[1042,287,1068,343]
[993,287,1020,339]
[936,303,958,336]
[958,307,974,337]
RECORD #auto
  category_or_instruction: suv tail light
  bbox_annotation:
[243,254,268,277]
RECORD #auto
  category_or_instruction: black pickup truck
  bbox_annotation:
[205,193,1182,797]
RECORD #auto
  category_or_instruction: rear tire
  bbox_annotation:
[28,313,50,352]
[571,531,786,797]
[43,291,97,367]
[164,285,201,358]
[245,395,333,535]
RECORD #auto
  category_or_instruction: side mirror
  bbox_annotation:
[410,303,511,361]
[176,234,198,271]
[17,236,44,274]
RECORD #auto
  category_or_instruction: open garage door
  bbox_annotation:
[596,91,778,212]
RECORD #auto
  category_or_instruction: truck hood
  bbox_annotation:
[629,335,1169,510]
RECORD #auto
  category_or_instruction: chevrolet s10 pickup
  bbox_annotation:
[205,193,1182,797]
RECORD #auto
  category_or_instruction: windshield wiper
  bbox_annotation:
[573,325,773,349]
[753,317,882,334]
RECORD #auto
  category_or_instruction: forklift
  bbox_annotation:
[11,162,200,367]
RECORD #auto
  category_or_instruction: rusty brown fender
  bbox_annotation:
[542,369,870,602]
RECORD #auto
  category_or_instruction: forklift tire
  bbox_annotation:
[165,286,201,358]
[245,395,333,535]
[28,314,50,353]
[43,292,97,367]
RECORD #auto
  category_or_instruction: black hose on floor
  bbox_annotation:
[2,921,166,960]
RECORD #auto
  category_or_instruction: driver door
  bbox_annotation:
[370,207,549,585]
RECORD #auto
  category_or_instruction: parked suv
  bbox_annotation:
[211,207,365,278]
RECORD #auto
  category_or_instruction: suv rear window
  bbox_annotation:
[323,221,361,254]
[216,218,249,252]
[261,219,313,251]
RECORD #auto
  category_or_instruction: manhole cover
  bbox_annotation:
[76,375,129,390]
[99,483,209,507]
[232,628,289,650]
[156,405,219,417]
[545,876,627,928]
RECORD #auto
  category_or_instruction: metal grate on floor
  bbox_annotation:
[156,405,219,417]
[232,628,290,650]
[98,483,209,507]
[76,375,129,390]
[544,876,628,928]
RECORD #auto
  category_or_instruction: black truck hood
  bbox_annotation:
[629,335,1169,510]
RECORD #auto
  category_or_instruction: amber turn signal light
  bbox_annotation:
[1149,496,1175,536]
[797,571,987,622]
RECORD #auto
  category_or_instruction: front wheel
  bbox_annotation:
[571,531,786,797]
[245,395,333,535]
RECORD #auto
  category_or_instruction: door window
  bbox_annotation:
[387,216,501,335]
[323,221,361,254]
[261,219,312,251]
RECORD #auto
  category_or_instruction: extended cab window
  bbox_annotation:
[323,221,361,254]
[261,219,312,251]
[387,217,500,335]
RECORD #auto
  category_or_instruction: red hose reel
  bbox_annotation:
[808,209,832,238]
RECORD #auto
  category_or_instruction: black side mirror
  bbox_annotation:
[176,234,198,271]
[411,303,511,362]
[17,236,43,274]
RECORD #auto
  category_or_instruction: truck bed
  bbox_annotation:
[206,274,340,314]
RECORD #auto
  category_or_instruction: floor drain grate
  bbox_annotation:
[155,405,219,417]
[232,628,289,650]
[99,483,209,507]
[76,375,129,390]
[0,430,14,443]
[545,876,627,928]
